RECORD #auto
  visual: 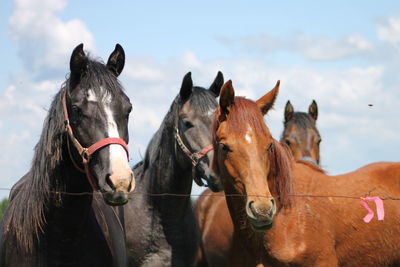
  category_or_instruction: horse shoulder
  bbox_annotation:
[259,164,339,265]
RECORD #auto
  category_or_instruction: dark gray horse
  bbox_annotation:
[124,72,223,266]
[0,44,133,266]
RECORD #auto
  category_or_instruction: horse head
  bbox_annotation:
[65,43,134,205]
[281,100,321,165]
[212,80,293,231]
[175,71,224,192]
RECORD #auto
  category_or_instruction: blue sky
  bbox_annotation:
[0,0,400,199]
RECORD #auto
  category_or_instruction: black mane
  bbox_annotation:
[3,56,121,253]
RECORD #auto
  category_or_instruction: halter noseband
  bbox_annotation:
[174,128,213,167]
[62,91,129,191]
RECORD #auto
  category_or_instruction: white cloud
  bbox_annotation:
[377,16,400,47]
[299,34,374,61]
[218,33,374,61]
[8,0,95,72]
[0,75,63,199]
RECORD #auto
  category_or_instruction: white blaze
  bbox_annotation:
[103,92,132,191]
[87,89,97,102]
[104,105,129,168]
[245,125,253,144]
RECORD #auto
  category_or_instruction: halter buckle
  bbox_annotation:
[64,119,70,132]
[190,155,200,166]
[81,148,90,161]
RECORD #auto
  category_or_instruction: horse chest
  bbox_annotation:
[43,205,113,266]
[125,193,198,266]
[262,212,314,265]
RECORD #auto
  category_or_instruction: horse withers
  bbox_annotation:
[201,80,400,266]
[124,72,223,266]
[0,44,133,266]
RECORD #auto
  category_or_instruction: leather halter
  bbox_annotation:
[300,156,318,166]
[62,91,129,191]
[174,127,213,167]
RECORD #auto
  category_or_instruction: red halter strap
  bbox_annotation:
[174,128,213,166]
[62,91,129,191]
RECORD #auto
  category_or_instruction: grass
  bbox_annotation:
[0,198,8,220]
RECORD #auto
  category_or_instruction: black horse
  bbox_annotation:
[0,44,133,266]
[124,72,223,266]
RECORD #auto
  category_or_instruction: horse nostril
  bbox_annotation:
[248,201,256,216]
[269,199,276,217]
[105,174,116,191]
[128,173,134,192]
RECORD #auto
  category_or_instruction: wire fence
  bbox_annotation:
[0,187,398,200]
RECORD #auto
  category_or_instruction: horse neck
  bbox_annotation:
[146,119,194,193]
[223,179,248,228]
[141,122,194,218]
[45,145,94,232]
[220,179,268,258]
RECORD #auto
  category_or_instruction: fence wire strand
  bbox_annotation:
[0,187,398,201]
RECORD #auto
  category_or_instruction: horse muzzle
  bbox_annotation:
[246,199,276,232]
[101,170,134,206]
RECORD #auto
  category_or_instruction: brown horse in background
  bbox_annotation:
[281,100,320,165]
[196,95,322,266]
[197,80,400,266]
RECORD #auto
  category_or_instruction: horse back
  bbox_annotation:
[354,161,400,188]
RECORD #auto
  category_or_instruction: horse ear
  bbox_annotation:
[284,100,294,123]
[69,43,88,88]
[209,71,224,97]
[308,100,318,121]
[219,80,235,116]
[180,72,193,101]
[256,80,280,115]
[107,44,125,77]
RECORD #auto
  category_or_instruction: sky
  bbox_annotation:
[0,0,399,199]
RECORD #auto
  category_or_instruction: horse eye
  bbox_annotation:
[317,139,322,145]
[219,143,232,152]
[183,120,194,129]
[284,139,291,146]
[71,105,81,116]
[70,105,82,124]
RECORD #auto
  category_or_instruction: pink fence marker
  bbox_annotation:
[360,196,384,223]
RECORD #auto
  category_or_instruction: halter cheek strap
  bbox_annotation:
[174,128,213,167]
[62,92,129,191]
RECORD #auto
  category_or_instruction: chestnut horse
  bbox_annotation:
[198,80,400,266]
[196,97,322,266]
[280,100,320,165]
